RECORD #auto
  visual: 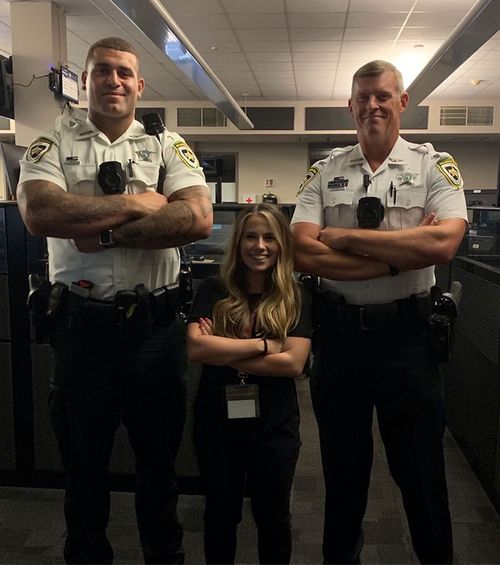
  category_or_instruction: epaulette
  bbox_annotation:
[330,145,356,158]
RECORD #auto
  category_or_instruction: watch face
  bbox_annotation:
[99,230,113,246]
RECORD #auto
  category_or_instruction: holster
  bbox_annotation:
[27,276,68,343]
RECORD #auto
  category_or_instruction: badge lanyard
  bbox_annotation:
[225,307,261,420]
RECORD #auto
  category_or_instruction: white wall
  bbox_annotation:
[195,141,308,203]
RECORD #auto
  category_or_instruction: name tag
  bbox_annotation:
[225,383,260,419]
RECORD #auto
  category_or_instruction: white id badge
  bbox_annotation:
[225,383,260,419]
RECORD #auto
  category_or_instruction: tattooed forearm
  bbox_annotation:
[17,180,133,239]
[114,200,196,248]
[113,189,212,249]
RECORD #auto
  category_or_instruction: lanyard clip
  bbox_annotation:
[238,370,248,388]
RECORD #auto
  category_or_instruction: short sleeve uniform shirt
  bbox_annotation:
[291,136,468,304]
[19,110,208,300]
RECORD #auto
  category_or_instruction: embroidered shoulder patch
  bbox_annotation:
[436,157,463,189]
[27,137,53,163]
[173,140,199,168]
[297,166,320,196]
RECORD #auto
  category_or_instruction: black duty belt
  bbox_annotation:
[66,284,181,328]
[318,290,432,332]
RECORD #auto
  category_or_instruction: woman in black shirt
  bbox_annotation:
[187,203,312,564]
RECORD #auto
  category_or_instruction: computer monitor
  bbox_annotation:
[0,142,27,198]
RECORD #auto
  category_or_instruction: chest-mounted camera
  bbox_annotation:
[98,161,126,194]
[357,196,385,229]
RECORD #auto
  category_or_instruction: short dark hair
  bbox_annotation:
[351,60,404,96]
[85,37,140,70]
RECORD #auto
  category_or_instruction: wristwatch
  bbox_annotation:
[98,229,114,247]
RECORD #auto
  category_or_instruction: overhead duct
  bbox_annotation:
[404,0,500,127]
[91,0,253,130]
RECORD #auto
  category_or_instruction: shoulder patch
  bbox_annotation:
[436,156,463,189]
[297,166,320,196]
[173,140,199,169]
[27,137,53,163]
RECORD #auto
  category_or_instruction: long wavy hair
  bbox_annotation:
[212,204,300,340]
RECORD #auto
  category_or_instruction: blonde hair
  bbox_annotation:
[213,204,300,341]
[351,60,404,96]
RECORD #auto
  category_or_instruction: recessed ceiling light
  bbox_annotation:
[210,46,220,51]
[470,79,483,85]
[413,44,424,48]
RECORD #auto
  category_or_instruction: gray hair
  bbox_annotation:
[351,60,404,96]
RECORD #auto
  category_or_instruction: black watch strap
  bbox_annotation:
[388,264,400,277]
[98,229,114,247]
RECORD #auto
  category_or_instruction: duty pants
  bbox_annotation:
[194,421,300,564]
[311,316,453,564]
[49,317,187,564]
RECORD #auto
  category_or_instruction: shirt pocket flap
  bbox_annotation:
[62,163,97,186]
[324,190,354,208]
[129,162,159,188]
[387,187,426,209]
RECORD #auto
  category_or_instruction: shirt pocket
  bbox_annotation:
[385,187,426,229]
[128,161,160,193]
[323,190,355,227]
[62,163,97,196]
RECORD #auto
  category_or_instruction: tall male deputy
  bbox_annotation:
[291,60,467,564]
[17,37,212,564]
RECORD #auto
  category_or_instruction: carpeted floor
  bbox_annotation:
[0,377,499,564]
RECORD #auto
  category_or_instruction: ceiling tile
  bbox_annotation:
[407,11,470,27]
[350,0,414,10]
[228,14,286,28]
[289,28,343,41]
[173,14,230,29]
[347,12,407,27]
[399,27,455,41]
[345,28,400,41]
[287,13,346,28]
[158,0,223,14]
[247,52,292,62]
[221,0,284,13]
[285,0,349,12]
[291,41,341,52]
[236,29,289,42]
[242,42,291,53]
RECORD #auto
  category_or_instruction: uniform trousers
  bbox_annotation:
[194,419,300,564]
[49,316,187,564]
[310,305,453,564]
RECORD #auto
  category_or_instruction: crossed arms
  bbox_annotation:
[17,179,212,250]
[187,317,311,378]
[291,214,467,281]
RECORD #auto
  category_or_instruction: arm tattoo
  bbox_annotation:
[116,199,195,248]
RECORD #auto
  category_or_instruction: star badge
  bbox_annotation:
[136,146,155,162]
[397,171,419,186]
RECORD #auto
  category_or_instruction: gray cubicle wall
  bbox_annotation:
[443,257,500,511]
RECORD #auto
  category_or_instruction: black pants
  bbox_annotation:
[311,314,453,564]
[194,417,300,564]
[49,317,187,564]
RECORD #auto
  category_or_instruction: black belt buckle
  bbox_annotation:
[356,306,370,331]
[344,304,370,332]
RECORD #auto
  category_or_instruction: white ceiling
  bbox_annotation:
[1,0,500,104]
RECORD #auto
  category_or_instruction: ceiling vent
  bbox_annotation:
[177,107,227,127]
[440,105,494,126]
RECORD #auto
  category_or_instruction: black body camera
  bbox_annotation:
[357,196,385,229]
[98,161,126,194]
[143,112,165,139]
